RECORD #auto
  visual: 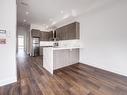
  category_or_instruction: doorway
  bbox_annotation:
[18,35,24,49]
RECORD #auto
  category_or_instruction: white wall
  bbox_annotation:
[17,26,26,50]
[79,1,127,76]
[0,0,17,86]
[30,24,48,31]
[17,25,30,54]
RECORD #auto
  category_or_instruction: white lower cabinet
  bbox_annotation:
[43,47,79,74]
[53,49,79,70]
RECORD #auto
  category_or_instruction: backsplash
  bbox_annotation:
[40,39,83,48]
[57,39,81,48]
[40,41,54,46]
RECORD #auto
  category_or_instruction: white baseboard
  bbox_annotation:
[0,77,17,87]
[79,61,127,77]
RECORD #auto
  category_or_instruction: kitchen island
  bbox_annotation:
[41,40,81,74]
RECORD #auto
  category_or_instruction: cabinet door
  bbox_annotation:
[71,23,76,39]
[40,32,43,41]
[63,25,68,40]
[45,32,49,41]
[40,31,53,41]
[56,29,62,41]
[53,49,79,70]
[56,26,66,40]
[69,49,79,64]
[48,31,53,41]
[61,31,65,40]
[40,32,45,41]
[76,22,80,39]
[31,29,41,37]
[56,22,80,40]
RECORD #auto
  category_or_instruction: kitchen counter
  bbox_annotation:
[53,47,81,50]
[42,46,81,50]
[43,47,79,74]
[42,39,82,74]
[40,41,54,47]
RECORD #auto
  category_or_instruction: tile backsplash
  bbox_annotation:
[57,39,81,48]
[40,39,83,48]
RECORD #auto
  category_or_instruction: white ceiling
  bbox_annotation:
[17,0,117,28]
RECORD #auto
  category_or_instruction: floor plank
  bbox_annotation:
[0,49,127,95]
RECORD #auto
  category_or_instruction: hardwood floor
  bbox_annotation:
[0,49,127,95]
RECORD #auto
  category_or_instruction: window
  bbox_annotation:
[18,35,24,49]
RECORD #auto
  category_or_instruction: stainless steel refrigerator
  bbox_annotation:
[32,37,40,56]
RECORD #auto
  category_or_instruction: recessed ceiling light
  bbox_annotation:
[71,10,77,17]
[49,18,53,21]
[25,11,29,15]
[23,19,26,22]
[60,10,64,14]
[43,24,46,26]
[52,21,56,25]
[63,14,69,19]
[46,25,48,28]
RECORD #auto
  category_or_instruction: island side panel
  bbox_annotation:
[53,49,79,70]
[43,47,53,74]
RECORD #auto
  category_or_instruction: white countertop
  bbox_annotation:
[40,41,54,47]
[53,47,81,50]
[42,46,81,50]
[40,39,83,50]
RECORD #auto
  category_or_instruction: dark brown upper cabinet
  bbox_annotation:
[40,31,53,41]
[31,29,41,37]
[56,22,80,41]
[31,29,53,41]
